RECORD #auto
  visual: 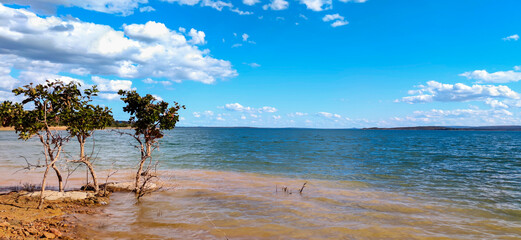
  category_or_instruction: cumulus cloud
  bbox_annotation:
[485,98,509,109]
[188,28,206,45]
[263,0,289,10]
[223,103,278,113]
[317,112,342,118]
[300,0,331,11]
[259,106,277,113]
[242,33,249,42]
[388,107,518,127]
[1,0,147,16]
[230,8,253,15]
[322,14,348,27]
[243,0,260,5]
[161,0,249,14]
[503,34,519,41]
[399,81,520,103]
[459,69,521,83]
[414,108,512,118]
[338,0,366,2]
[0,5,236,85]
[247,63,261,68]
[139,6,156,12]
[294,112,308,116]
[91,76,132,92]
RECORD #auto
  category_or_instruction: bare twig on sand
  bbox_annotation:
[299,182,307,195]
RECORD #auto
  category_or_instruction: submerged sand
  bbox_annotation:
[1,168,521,239]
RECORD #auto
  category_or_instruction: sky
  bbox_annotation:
[0,0,520,128]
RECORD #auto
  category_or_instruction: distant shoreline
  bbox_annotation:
[3,125,521,131]
[0,126,132,131]
[362,126,521,131]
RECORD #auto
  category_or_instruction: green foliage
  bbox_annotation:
[10,80,81,140]
[118,90,185,140]
[0,101,23,127]
[64,85,114,139]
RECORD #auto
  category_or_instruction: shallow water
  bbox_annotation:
[1,128,521,239]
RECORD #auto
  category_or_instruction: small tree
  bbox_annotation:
[8,80,80,208]
[0,101,23,127]
[65,86,113,194]
[118,90,184,195]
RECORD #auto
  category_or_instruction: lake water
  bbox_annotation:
[0,128,520,239]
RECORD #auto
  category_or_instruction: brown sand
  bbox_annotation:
[0,191,109,239]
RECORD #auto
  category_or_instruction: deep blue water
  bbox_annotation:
[1,128,521,214]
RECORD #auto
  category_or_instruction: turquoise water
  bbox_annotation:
[1,128,521,239]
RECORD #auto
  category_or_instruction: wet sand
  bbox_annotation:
[66,169,521,239]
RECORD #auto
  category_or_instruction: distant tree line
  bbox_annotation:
[0,80,184,208]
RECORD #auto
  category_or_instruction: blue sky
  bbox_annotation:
[0,0,520,128]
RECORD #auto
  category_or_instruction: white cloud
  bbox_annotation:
[160,81,173,86]
[152,95,163,101]
[162,0,200,6]
[91,76,133,92]
[273,115,281,120]
[98,93,120,100]
[143,78,157,84]
[232,43,243,48]
[230,8,253,15]
[1,0,147,15]
[485,98,509,109]
[224,103,253,112]
[459,69,521,83]
[223,103,277,113]
[0,65,18,90]
[322,14,348,27]
[263,0,288,10]
[413,108,513,119]
[259,106,277,113]
[243,0,259,5]
[400,81,520,104]
[161,0,249,14]
[193,112,201,118]
[387,107,520,127]
[0,5,236,85]
[503,34,519,41]
[201,0,232,11]
[294,112,308,116]
[300,0,331,11]
[317,112,342,119]
[248,63,261,68]
[242,33,249,42]
[139,6,156,12]
[188,28,206,45]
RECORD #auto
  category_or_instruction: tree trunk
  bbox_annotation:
[86,161,99,193]
[80,139,88,185]
[135,142,151,194]
[52,163,63,192]
[79,136,99,193]
[37,165,51,209]
[135,155,146,193]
